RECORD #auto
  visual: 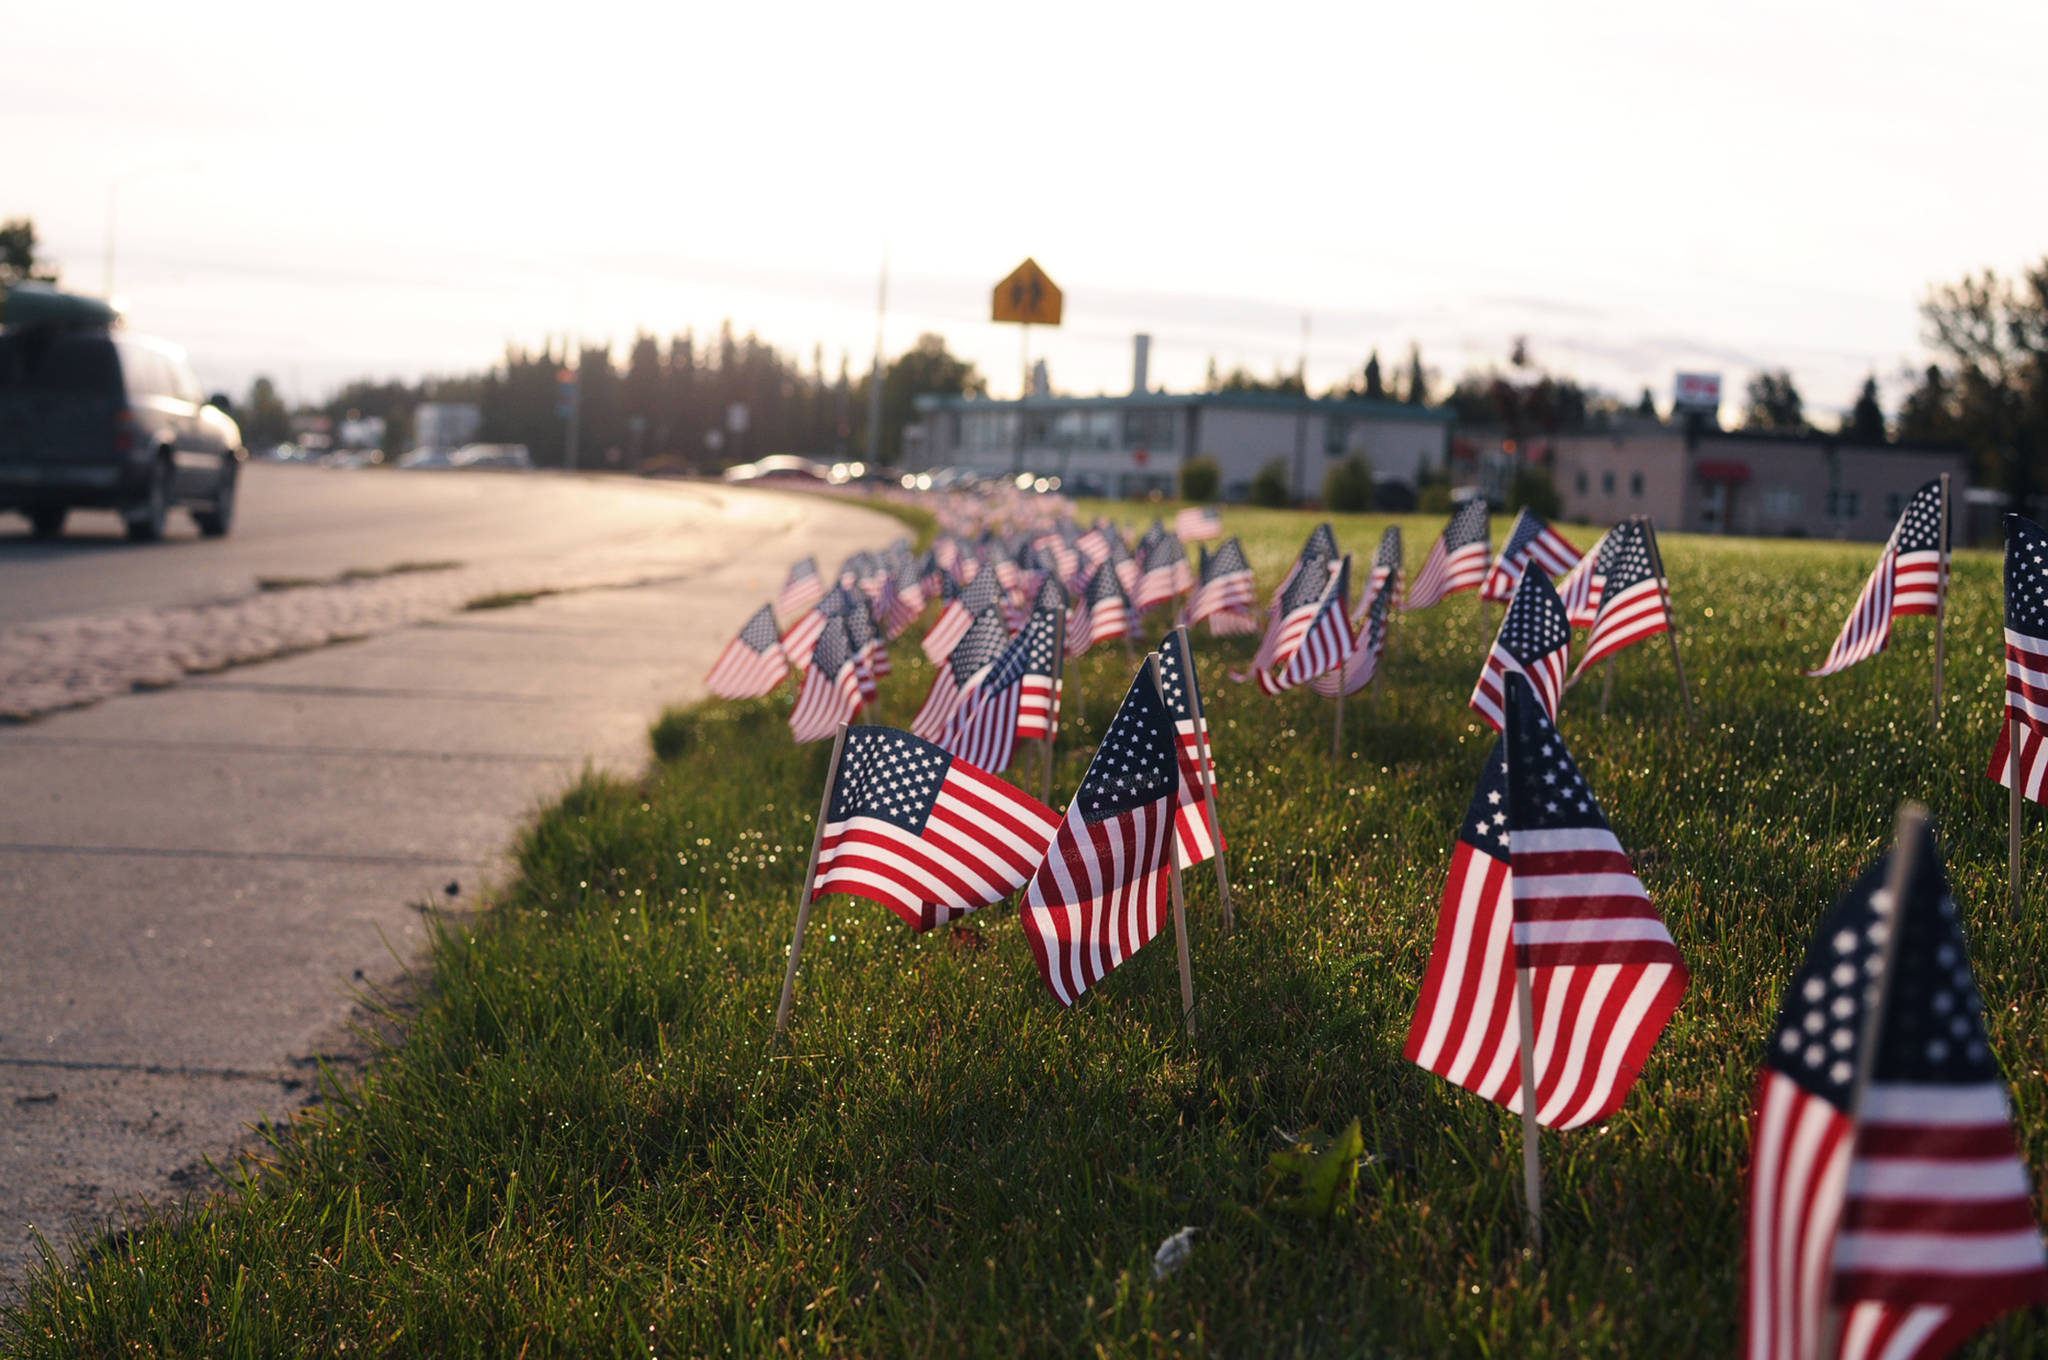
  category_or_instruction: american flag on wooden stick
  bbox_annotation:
[780,606,826,671]
[777,556,825,622]
[1556,526,1611,628]
[823,585,883,696]
[1471,568,1571,731]
[1810,479,1948,678]
[1987,514,2048,803]
[704,604,791,699]
[809,725,1062,932]
[1186,537,1256,630]
[912,606,1010,741]
[1482,508,1582,604]
[1175,505,1223,542]
[923,570,1004,664]
[942,604,1062,773]
[1255,530,1339,672]
[1256,557,1355,695]
[1020,662,1185,1005]
[1076,523,1113,571]
[1108,530,1141,595]
[1315,574,1393,698]
[1032,574,1068,615]
[1569,518,1675,681]
[1361,525,1404,617]
[1157,627,1224,869]
[1404,673,1687,1129]
[1743,818,2048,1360]
[1134,531,1194,611]
[1405,498,1491,611]
[788,616,863,744]
[1034,532,1080,589]
[1068,563,1132,656]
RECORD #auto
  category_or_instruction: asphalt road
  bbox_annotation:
[0,463,777,628]
[0,465,895,1291]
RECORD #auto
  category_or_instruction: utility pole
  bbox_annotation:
[865,245,888,467]
[1292,313,1311,504]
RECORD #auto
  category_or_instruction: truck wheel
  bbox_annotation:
[125,456,170,542]
[194,460,236,538]
[27,507,67,539]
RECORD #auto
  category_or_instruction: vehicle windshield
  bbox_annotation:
[0,330,124,395]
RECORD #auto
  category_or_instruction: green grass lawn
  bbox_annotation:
[8,505,2045,1357]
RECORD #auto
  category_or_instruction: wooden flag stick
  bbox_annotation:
[1045,599,1067,806]
[1638,516,1696,732]
[2011,710,2024,913]
[1174,625,1235,933]
[775,722,849,1033]
[1146,654,1197,1038]
[1933,473,1951,727]
[1514,958,1544,1252]
[1821,800,1926,1355]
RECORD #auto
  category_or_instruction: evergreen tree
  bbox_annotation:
[1635,387,1659,419]
[1404,344,1428,405]
[1741,369,1806,432]
[1362,349,1385,400]
[1844,376,1887,444]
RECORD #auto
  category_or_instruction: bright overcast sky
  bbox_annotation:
[10,0,2046,425]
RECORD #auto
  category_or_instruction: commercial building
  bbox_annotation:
[1548,423,1970,542]
[909,389,1451,504]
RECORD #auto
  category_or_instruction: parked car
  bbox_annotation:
[450,443,532,470]
[0,291,243,540]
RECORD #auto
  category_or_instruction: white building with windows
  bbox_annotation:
[907,388,1453,505]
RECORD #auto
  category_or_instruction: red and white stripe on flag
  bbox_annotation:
[1019,667,1183,1006]
[1570,574,1671,680]
[1172,716,1223,869]
[781,609,826,671]
[704,604,790,700]
[788,663,860,744]
[1986,627,2048,804]
[810,726,1061,932]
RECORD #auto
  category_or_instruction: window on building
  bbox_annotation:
[1086,411,1117,451]
[1825,488,1861,520]
[1575,470,1588,494]
[1148,409,1176,452]
[1763,487,1802,518]
[1324,416,1351,455]
[1630,472,1644,497]
[1601,471,1615,495]
[1121,410,1147,449]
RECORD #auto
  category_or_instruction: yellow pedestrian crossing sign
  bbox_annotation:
[992,258,1062,326]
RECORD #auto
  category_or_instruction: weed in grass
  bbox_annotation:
[7,507,2044,1357]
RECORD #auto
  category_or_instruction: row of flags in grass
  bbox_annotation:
[723,486,2048,1357]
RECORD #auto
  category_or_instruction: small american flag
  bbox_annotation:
[942,604,1063,773]
[1034,532,1080,588]
[1569,518,1674,682]
[1987,514,2048,802]
[1157,627,1224,869]
[1133,532,1194,611]
[1405,498,1491,611]
[1810,479,1947,677]
[1255,527,1339,672]
[923,570,1004,664]
[810,725,1062,931]
[911,606,1010,741]
[780,607,826,671]
[1743,820,2048,1360]
[1032,575,1068,615]
[1175,505,1224,542]
[823,585,883,698]
[704,604,791,699]
[882,572,928,639]
[1470,568,1571,731]
[788,616,863,744]
[1186,537,1256,629]
[1076,524,1113,570]
[777,556,825,622]
[1020,662,1185,1006]
[1110,532,1141,596]
[1405,673,1687,1129]
[1256,556,1355,695]
[1556,526,1611,628]
[1314,576,1393,698]
[1362,525,1404,617]
[1481,508,1582,604]
[1068,563,1132,656]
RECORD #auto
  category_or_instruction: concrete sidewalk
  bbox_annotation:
[0,491,891,1287]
